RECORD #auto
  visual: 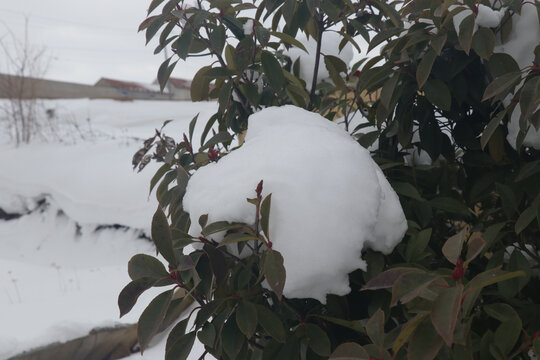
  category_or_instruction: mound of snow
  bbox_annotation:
[183,105,407,303]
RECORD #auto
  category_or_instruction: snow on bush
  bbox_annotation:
[183,105,407,302]
[285,32,353,89]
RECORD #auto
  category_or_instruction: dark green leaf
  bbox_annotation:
[118,277,157,317]
[330,342,370,359]
[152,206,176,265]
[236,301,258,338]
[260,193,272,240]
[458,14,475,54]
[219,233,260,247]
[263,250,286,300]
[417,49,436,89]
[392,181,424,201]
[201,131,233,150]
[430,283,463,346]
[262,51,286,91]
[165,330,196,360]
[482,71,522,102]
[366,309,385,347]
[202,221,244,236]
[472,27,496,59]
[210,25,226,55]
[256,304,286,343]
[138,289,174,352]
[520,76,540,120]
[128,254,169,281]
[380,73,400,110]
[430,197,469,216]
[392,312,429,355]
[176,29,193,60]
[305,324,331,357]
[424,79,452,111]
[465,267,526,294]
[191,65,212,101]
[222,318,245,359]
[408,320,444,360]
[270,31,308,52]
[515,204,537,234]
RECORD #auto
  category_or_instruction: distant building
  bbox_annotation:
[153,77,191,101]
[95,77,162,100]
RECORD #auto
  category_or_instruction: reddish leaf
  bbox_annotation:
[366,309,385,348]
[442,228,467,265]
[430,283,463,346]
[362,267,423,291]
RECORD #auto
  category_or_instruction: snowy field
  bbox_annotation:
[0,99,217,359]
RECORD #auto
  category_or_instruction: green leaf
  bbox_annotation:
[533,337,540,357]
[515,204,537,234]
[424,79,452,111]
[260,193,272,240]
[202,221,244,236]
[366,309,385,347]
[405,228,432,262]
[118,277,157,318]
[458,14,475,54]
[255,26,270,46]
[430,33,447,55]
[372,0,401,27]
[138,289,174,352]
[391,272,440,306]
[157,57,178,92]
[430,283,463,346]
[481,109,507,150]
[165,330,196,360]
[416,49,437,89]
[176,29,193,60]
[152,206,176,265]
[149,163,172,196]
[263,250,286,300]
[128,254,169,281]
[236,301,258,338]
[222,318,245,359]
[430,197,469,216]
[197,322,216,347]
[485,304,522,355]
[219,233,260,247]
[330,342,370,359]
[262,51,286,91]
[210,25,226,55]
[442,228,467,265]
[177,165,190,193]
[520,76,540,120]
[200,131,233,150]
[488,53,520,78]
[472,27,496,59]
[465,233,486,263]
[146,14,167,44]
[465,267,526,294]
[392,312,429,355]
[165,317,189,352]
[191,65,212,101]
[256,304,286,343]
[482,71,522,102]
[305,324,331,357]
[362,267,423,291]
[325,55,348,90]
[380,73,400,110]
[391,181,424,201]
[407,320,444,360]
[270,31,308,52]
[312,315,366,334]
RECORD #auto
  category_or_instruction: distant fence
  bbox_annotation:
[0,74,188,101]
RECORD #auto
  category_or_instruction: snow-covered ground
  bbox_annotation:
[0,99,217,359]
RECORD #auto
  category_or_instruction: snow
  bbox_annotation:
[183,105,407,303]
[0,99,218,359]
[243,19,254,35]
[475,4,504,28]
[285,31,353,89]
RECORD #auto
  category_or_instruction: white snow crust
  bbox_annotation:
[0,99,218,359]
[183,105,407,303]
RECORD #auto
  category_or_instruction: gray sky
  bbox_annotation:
[0,0,208,84]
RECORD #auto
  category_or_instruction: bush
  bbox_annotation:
[120,0,540,359]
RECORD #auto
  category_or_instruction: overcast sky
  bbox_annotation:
[0,0,210,84]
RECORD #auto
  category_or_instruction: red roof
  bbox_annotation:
[168,77,192,89]
[96,78,156,92]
